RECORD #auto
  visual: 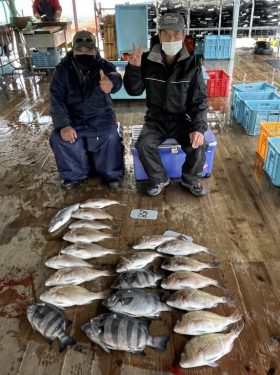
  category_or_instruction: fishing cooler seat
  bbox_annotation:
[130,125,217,181]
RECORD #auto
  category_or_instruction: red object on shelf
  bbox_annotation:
[206,69,230,97]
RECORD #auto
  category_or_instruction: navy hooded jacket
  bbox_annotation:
[50,51,122,133]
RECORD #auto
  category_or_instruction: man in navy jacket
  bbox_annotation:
[49,30,124,190]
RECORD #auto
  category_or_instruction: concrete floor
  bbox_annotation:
[0,50,280,374]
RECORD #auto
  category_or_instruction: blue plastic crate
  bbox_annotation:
[32,48,61,67]
[131,128,217,180]
[232,82,277,108]
[110,61,146,100]
[115,4,148,59]
[243,100,280,135]
[264,137,280,186]
[203,35,232,60]
[234,91,280,124]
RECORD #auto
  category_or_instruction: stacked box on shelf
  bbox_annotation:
[257,122,280,160]
[234,91,280,124]
[31,48,61,67]
[232,82,277,109]
[202,66,209,86]
[206,70,230,97]
[115,4,148,59]
[203,35,232,60]
[263,137,280,186]
[130,126,217,180]
[110,61,146,100]
[243,100,280,135]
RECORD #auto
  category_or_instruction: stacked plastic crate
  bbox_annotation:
[232,82,280,135]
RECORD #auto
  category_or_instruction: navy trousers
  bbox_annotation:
[49,127,124,183]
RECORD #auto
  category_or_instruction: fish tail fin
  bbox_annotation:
[231,321,244,337]
[230,310,243,323]
[206,248,216,256]
[217,280,227,290]
[118,201,127,206]
[209,261,219,268]
[58,334,76,352]
[224,294,235,305]
[148,335,169,353]
[92,289,111,301]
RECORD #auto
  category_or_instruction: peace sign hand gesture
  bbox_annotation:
[127,43,144,67]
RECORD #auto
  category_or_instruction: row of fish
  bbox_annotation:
[112,234,244,368]
[28,199,126,352]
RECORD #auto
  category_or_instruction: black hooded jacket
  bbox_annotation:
[123,44,208,134]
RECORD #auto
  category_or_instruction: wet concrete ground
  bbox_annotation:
[0,51,280,374]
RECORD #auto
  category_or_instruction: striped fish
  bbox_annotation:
[81,313,169,354]
[112,269,163,289]
[26,303,76,352]
[103,288,173,318]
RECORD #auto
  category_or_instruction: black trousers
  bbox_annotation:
[136,122,207,184]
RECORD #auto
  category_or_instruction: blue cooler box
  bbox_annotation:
[131,127,217,180]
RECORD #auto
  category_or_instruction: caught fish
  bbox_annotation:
[81,313,169,354]
[63,228,113,243]
[166,288,234,311]
[174,310,243,335]
[80,198,126,209]
[179,323,244,368]
[157,239,215,256]
[69,220,112,230]
[45,267,115,286]
[48,203,80,233]
[40,285,111,308]
[133,235,177,250]
[45,254,93,269]
[116,252,164,273]
[26,303,76,351]
[161,271,224,290]
[103,288,172,318]
[112,269,163,289]
[60,243,118,259]
[71,208,113,221]
[161,256,218,272]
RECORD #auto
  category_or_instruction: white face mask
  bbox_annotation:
[161,40,183,56]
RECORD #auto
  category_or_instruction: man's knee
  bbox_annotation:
[136,136,158,153]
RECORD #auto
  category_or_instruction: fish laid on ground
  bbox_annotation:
[45,254,93,269]
[112,269,163,289]
[103,288,172,318]
[161,256,218,272]
[45,267,115,286]
[69,220,112,230]
[81,313,169,354]
[48,203,80,233]
[60,243,118,259]
[174,310,243,335]
[156,239,215,256]
[166,288,234,311]
[180,323,244,368]
[132,235,177,250]
[63,228,113,243]
[116,252,164,273]
[80,199,126,209]
[71,208,113,221]
[40,285,111,308]
[161,271,224,290]
[26,303,76,351]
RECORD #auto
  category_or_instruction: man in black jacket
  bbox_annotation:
[124,13,208,196]
[49,30,124,190]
